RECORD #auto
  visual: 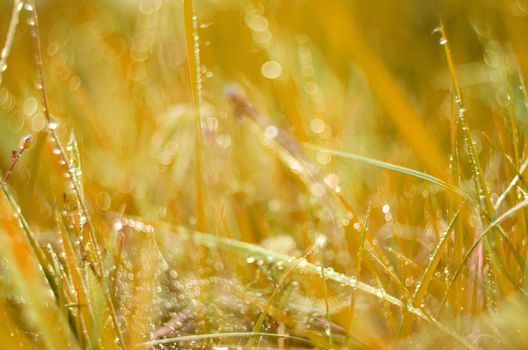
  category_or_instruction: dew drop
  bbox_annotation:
[310,118,326,134]
[264,125,278,139]
[261,60,282,79]
[113,220,123,231]
[48,121,59,130]
[315,234,327,248]
[405,277,414,287]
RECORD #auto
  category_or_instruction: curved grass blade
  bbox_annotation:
[141,331,330,349]
[412,209,461,307]
[303,143,473,204]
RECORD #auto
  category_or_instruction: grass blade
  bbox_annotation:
[142,331,331,349]
[303,143,473,203]
[412,209,461,307]
[0,0,22,86]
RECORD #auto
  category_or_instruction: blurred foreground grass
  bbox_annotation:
[2,0,528,349]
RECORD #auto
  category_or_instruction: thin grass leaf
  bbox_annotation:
[0,202,79,349]
[47,244,73,325]
[183,0,206,232]
[319,241,333,348]
[303,143,473,203]
[0,184,65,306]
[56,209,94,348]
[494,157,528,214]
[142,331,331,349]
[348,205,371,334]
[67,130,83,197]
[412,209,461,307]
[0,0,22,86]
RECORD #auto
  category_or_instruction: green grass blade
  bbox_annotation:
[412,209,461,306]
[303,143,473,203]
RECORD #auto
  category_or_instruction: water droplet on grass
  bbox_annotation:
[310,118,326,134]
[113,220,123,231]
[48,121,58,130]
[405,277,414,287]
[264,125,278,139]
[261,60,282,79]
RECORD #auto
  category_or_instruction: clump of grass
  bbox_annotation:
[2,1,528,349]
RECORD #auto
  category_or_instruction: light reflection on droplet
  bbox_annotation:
[246,15,268,32]
[310,118,325,134]
[96,191,111,211]
[32,113,46,132]
[253,30,272,45]
[264,125,278,139]
[48,121,58,130]
[261,60,282,79]
[23,97,38,116]
[323,173,340,189]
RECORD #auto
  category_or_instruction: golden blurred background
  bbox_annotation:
[1,0,528,348]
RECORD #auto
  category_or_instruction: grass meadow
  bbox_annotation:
[1,0,528,349]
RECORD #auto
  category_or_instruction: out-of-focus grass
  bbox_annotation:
[1,0,528,348]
